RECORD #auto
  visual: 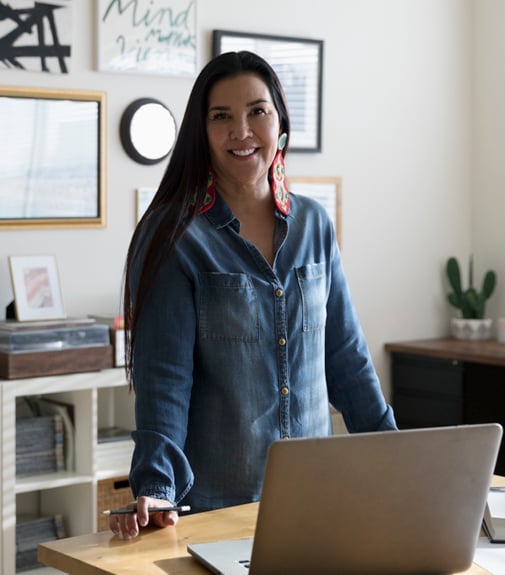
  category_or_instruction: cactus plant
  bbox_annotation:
[446,256,497,319]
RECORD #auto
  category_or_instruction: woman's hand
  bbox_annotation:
[109,496,180,539]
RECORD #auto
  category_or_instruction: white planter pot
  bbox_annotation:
[450,318,493,341]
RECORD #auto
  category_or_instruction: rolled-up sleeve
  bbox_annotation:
[129,250,196,503]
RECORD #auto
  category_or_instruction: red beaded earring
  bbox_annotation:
[190,168,217,215]
[270,133,290,215]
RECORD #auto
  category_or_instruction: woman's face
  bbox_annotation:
[206,73,281,191]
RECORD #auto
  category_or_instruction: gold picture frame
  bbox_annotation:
[288,177,342,248]
[0,86,106,229]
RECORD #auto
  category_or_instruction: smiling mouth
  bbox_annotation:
[230,148,256,157]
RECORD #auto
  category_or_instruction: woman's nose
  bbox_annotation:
[230,116,252,139]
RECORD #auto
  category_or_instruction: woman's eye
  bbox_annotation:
[209,111,228,121]
[251,107,266,116]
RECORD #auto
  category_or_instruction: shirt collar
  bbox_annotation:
[202,192,291,230]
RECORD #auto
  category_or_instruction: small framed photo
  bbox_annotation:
[8,255,66,321]
[135,187,157,224]
[289,177,343,248]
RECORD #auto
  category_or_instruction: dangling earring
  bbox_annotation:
[200,168,217,214]
[190,167,217,215]
[270,133,290,215]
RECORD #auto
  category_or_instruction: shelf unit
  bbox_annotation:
[1,368,135,575]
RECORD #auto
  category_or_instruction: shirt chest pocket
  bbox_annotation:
[296,262,327,331]
[199,272,259,342]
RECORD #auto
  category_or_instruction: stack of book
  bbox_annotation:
[16,396,75,475]
[96,426,134,476]
[16,514,66,572]
[16,414,65,476]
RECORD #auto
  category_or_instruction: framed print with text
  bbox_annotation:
[98,0,197,76]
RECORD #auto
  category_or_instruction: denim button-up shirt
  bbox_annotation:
[129,192,396,512]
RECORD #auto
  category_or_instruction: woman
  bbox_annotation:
[111,51,396,539]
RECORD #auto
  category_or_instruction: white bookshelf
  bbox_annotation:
[0,369,135,575]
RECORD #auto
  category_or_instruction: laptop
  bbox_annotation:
[188,424,502,575]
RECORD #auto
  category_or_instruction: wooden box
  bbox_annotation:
[0,345,113,379]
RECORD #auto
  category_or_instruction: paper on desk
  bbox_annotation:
[473,491,505,574]
[488,491,505,518]
[474,538,505,574]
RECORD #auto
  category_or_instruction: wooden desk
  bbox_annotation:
[38,503,256,575]
[385,338,505,474]
[384,338,505,367]
[38,479,505,575]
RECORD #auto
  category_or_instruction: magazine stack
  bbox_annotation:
[16,514,66,572]
[16,396,75,475]
[16,414,65,476]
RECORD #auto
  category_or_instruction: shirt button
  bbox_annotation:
[275,288,284,297]
[281,386,289,395]
[279,337,286,346]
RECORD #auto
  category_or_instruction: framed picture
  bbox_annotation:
[97,0,197,76]
[136,187,157,224]
[0,86,106,229]
[0,0,72,74]
[289,177,342,248]
[8,255,66,321]
[213,30,323,152]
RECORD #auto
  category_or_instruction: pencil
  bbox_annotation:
[102,505,191,515]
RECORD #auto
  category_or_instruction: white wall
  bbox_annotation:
[0,0,482,400]
[472,0,505,321]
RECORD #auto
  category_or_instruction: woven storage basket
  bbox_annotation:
[97,476,132,531]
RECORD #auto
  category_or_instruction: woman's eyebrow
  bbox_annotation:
[247,98,269,106]
[208,98,270,113]
[208,104,229,112]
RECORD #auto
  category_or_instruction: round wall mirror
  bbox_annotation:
[120,98,176,165]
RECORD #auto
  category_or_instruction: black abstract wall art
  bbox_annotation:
[0,1,72,73]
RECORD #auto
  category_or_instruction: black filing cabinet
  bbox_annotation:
[388,343,505,476]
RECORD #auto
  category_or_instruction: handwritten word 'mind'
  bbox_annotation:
[102,0,194,32]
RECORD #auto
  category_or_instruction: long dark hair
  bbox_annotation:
[123,51,290,383]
